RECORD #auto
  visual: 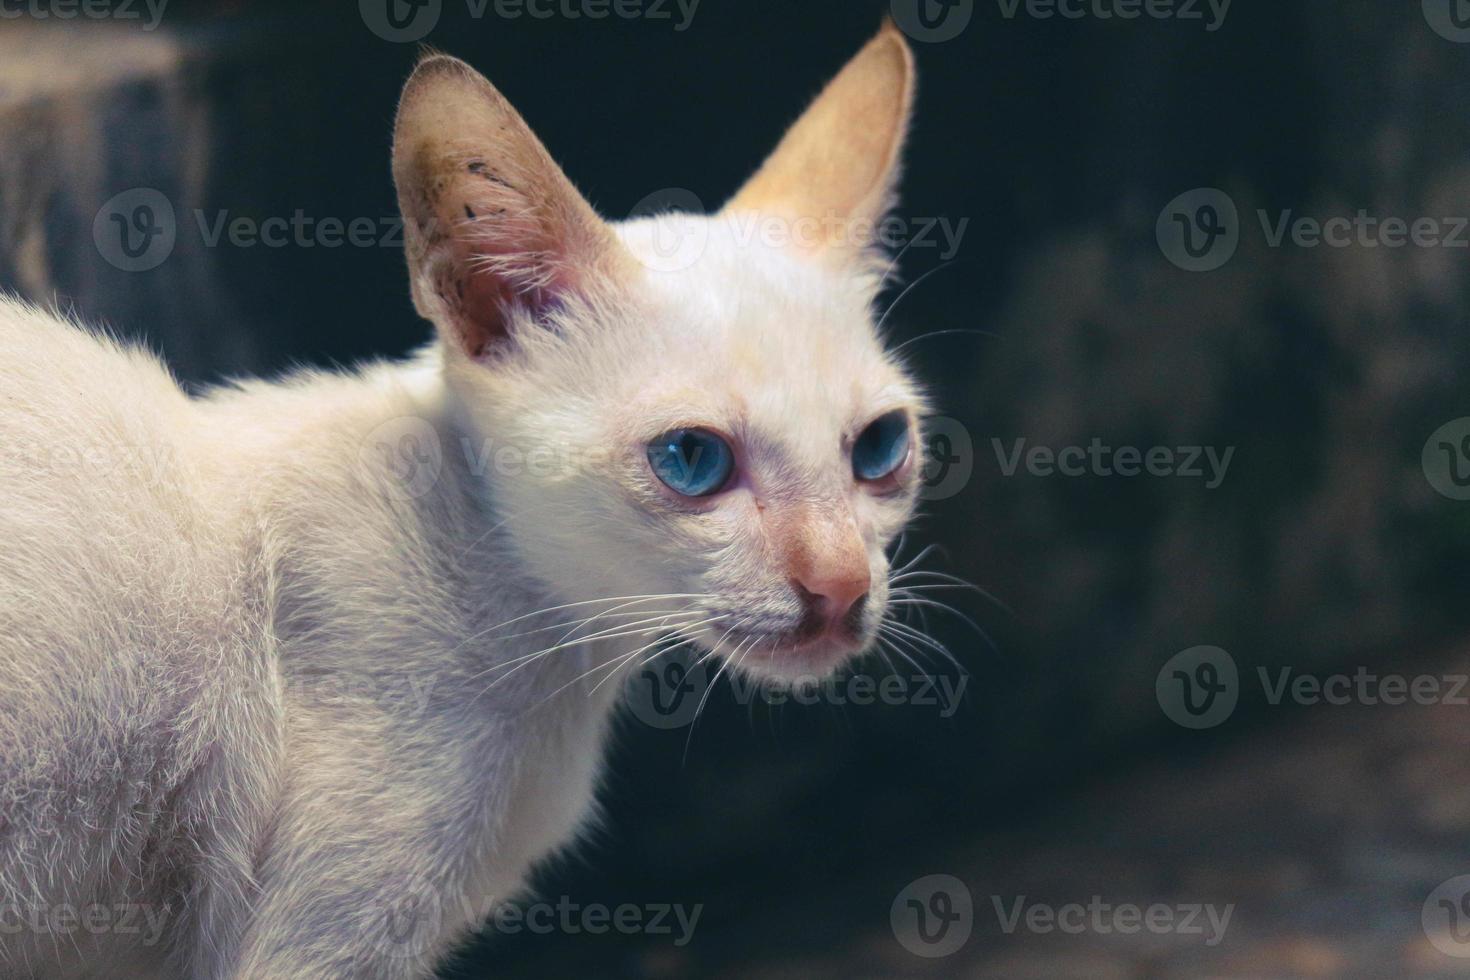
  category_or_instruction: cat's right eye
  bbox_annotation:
[647,428,736,498]
[852,410,912,483]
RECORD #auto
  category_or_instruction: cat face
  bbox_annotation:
[394,23,924,681]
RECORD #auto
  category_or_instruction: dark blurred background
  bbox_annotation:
[4,1,1470,976]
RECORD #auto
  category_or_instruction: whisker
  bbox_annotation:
[879,619,967,673]
[468,614,703,693]
[889,542,940,578]
[544,626,705,706]
[876,260,963,339]
[888,595,987,643]
[889,577,1012,616]
[450,592,712,655]
[683,635,753,765]
[890,327,1001,356]
[878,631,934,683]
[586,627,705,699]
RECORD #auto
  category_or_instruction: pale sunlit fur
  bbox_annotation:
[0,23,926,980]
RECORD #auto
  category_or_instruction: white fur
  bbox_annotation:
[0,212,924,978]
[0,30,926,978]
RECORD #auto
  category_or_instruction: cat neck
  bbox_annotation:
[201,347,634,722]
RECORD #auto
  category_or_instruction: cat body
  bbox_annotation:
[0,22,924,979]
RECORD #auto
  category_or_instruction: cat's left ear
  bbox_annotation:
[722,20,916,263]
[393,54,634,360]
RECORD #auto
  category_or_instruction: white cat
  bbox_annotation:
[0,21,926,979]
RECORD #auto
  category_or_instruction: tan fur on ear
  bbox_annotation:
[723,20,916,258]
[393,55,633,358]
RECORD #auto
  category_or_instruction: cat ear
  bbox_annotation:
[393,55,633,359]
[722,20,916,262]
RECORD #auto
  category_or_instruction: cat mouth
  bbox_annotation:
[706,625,868,678]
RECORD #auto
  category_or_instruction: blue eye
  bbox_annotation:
[852,411,911,482]
[647,428,735,497]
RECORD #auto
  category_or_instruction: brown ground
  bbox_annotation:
[637,642,1470,979]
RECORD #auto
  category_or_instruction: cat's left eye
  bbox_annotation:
[852,410,912,483]
[647,428,736,498]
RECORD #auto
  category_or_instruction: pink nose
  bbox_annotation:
[794,567,871,634]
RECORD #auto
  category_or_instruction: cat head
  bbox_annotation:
[393,23,925,683]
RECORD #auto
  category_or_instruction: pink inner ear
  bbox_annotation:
[442,177,565,358]
[455,262,513,359]
[447,218,520,358]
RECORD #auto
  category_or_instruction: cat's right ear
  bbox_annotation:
[393,55,633,360]
[722,21,915,265]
